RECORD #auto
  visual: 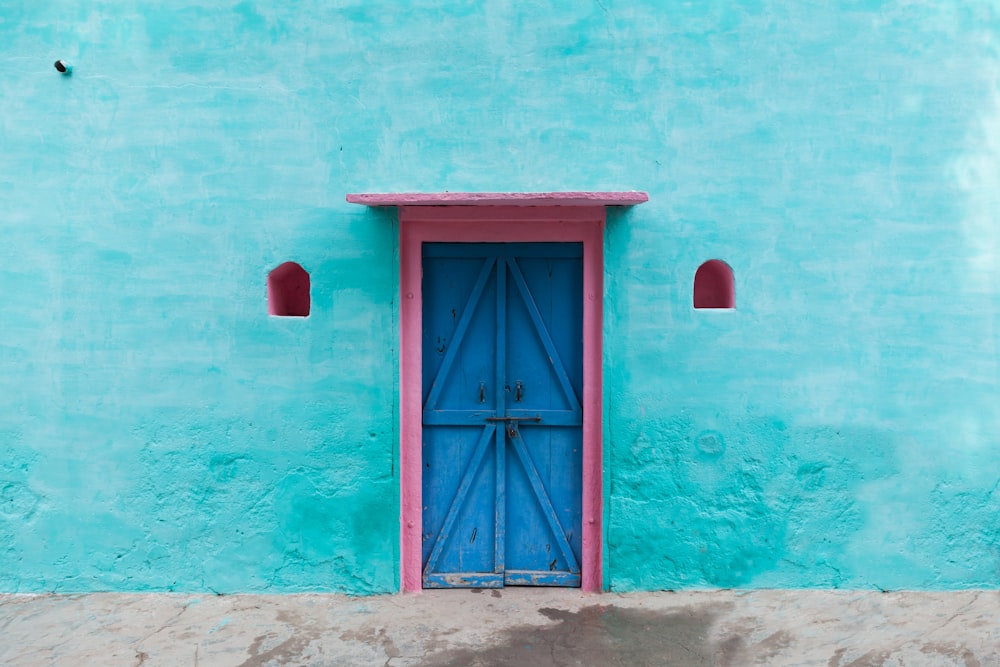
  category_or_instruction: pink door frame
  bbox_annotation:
[399,205,606,592]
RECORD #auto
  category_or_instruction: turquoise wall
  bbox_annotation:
[2,1,998,592]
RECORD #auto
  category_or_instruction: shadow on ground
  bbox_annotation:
[422,604,728,667]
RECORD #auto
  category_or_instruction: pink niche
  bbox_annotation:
[693,259,735,309]
[268,262,311,317]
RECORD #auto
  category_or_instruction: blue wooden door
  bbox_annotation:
[422,243,583,588]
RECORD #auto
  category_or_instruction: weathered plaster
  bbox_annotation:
[2,1,999,593]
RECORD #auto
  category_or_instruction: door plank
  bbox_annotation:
[508,430,580,575]
[423,425,497,580]
[504,570,582,587]
[493,251,507,577]
[506,258,582,415]
[423,257,496,412]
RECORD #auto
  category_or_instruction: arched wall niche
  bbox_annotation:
[268,262,311,317]
[693,260,735,309]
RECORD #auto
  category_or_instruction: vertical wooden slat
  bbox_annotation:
[494,259,507,576]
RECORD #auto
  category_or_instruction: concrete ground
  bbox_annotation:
[1,589,997,666]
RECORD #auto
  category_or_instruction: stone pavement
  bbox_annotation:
[1,589,997,666]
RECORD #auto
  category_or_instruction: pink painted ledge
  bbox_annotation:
[346,191,648,207]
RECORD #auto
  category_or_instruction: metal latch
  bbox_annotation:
[485,415,541,438]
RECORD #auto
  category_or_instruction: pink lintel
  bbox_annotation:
[346,191,648,207]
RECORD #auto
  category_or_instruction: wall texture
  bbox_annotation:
[1,1,998,593]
